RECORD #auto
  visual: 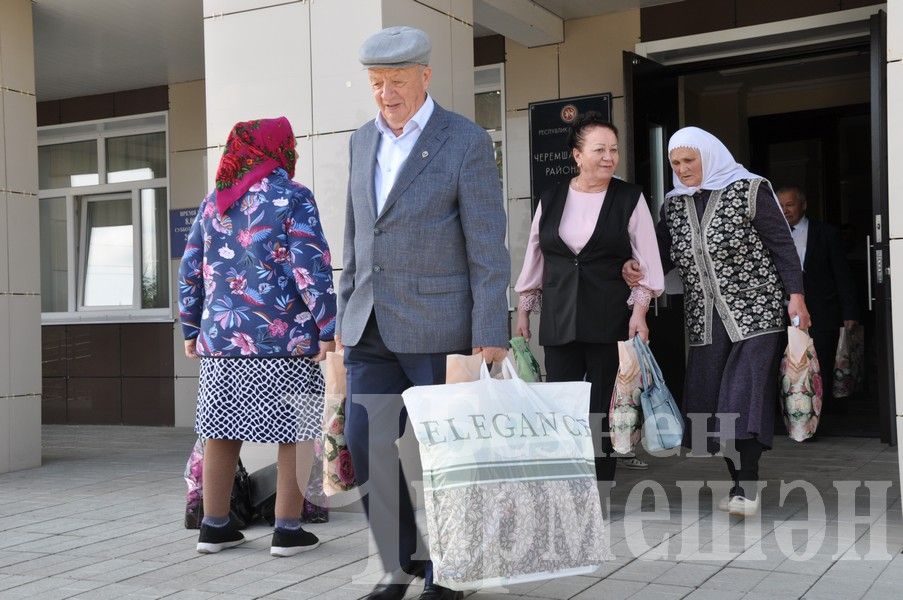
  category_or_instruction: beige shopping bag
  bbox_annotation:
[445,352,511,383]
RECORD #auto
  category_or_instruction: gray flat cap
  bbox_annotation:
[359,26,431,68]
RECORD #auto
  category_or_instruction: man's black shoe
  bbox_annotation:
[419,583,463,600]
[366,567,423,600]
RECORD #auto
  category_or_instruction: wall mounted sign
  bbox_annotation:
[528,93,613,210]
[169,207,198,259]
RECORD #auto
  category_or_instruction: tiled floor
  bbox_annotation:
[0,426,901,599]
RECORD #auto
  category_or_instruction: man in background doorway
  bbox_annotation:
[777,185,859,413]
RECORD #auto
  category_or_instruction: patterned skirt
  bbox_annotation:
[195,356,324,444]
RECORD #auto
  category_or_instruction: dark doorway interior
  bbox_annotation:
[750,105,878,437]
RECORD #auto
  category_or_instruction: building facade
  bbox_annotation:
[1,0,900,485]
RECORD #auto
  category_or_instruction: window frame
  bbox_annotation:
[38,112,171,324]
[474,63,512,310]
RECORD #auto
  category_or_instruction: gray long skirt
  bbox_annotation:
[682,317,782,452]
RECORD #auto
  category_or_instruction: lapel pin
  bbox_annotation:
[421,151,429,158]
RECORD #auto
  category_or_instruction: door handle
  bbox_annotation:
[867,235,874,311]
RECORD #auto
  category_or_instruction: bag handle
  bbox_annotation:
[632,336,663,389]
[479,357,548,406]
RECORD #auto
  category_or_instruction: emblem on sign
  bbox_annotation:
[560,104,578,124]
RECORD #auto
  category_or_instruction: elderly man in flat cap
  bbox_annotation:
[336,25,510,600]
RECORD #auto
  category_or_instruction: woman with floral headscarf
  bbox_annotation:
[629,127,810,517]
[178,117,335,555]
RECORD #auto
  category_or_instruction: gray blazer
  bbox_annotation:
[336,102,510,354]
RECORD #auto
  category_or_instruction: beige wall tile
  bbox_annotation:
[2,90,37,194]
[170,149,209,210]
[891,238,903,414]
[174,376,199,428]
[0,296,9,398]
[8,395,40,471]
[504,110,530,199]
[451,19,476,120]
[0,90,5,191]
[0,397,9,474]
[173,322,200,378]
[240,441,277,473]
[0,0,35,94]
[296,136,314,197]
[204,2,313,145]
[311,131,352,271]
[8,294,40,397]
[505,40,559,111]
[169,81,207,152]
[0,193,8,294]
[382,0,455,110]
[205,147,219,192]
[310,0,380,134]
[6,192,39,294]
[889,2,901,62]
[451,0,473,22]
[508,195,533,289]
[558,10,640,99]
[888,61,903,239]
[203,0,289,18]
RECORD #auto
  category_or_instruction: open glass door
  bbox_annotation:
[869,10,895,444]
[623,51,685,401]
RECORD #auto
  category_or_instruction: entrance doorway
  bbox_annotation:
[625,12,893,442]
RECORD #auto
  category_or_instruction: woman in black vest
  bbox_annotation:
[628,126,811,517]
[514,112,664,486]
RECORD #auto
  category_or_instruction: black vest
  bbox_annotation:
[537,178,641,346]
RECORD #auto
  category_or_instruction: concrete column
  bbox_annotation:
[0,0,41,473]
[168,80,208,428]
[197,0,475,467]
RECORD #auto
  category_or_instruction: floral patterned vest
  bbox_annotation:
[665,178,785,346]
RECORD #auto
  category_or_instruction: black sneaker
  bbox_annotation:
[270,527,320,557]
[196,521,245,554]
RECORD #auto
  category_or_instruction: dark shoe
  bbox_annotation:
[366,567,424,600]
[270,526,320,557]
[196,521,244,554]
[419,583,463,600]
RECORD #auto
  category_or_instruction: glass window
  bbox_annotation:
[106,132,166,183]
[82,197,134,307]
[140,188,169,308]
[38,141,99,189]
[39,197,69,312]
[475,91,502,132]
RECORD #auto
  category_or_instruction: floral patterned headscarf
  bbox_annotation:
[214,117,297,214]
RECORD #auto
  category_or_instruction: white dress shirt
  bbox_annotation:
[373,94,435,216]
[790,215,809,268]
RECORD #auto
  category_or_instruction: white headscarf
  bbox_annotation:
[665,126,764,199]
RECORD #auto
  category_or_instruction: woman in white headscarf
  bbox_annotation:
[629,127,810,517]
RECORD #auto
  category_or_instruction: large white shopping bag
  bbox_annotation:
[402,359,611,591]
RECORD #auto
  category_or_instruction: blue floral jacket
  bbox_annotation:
[178,169,336,357]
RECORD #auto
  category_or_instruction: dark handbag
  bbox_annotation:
[632,336,684,452]
[250,463,277,526]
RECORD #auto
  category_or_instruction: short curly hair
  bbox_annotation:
[566,111,619,152]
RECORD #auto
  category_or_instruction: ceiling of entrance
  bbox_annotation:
[530,0,679,20]
[32,0,204,101]
[31,0,681,101]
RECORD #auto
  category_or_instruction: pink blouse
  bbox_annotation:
[515,186,665,310]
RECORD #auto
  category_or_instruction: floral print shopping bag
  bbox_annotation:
[322,350,356,495]
[609,340,643,454]
[780,327,823,442]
